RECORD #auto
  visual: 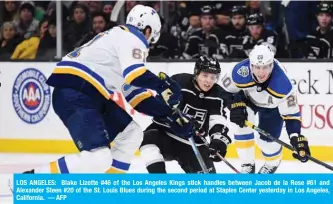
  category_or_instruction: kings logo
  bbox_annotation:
[12,68,51,124]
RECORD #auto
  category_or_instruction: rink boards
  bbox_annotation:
[0,62,332,161]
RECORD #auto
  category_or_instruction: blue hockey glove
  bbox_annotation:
[166,111,195,139]
[156,72,182,109]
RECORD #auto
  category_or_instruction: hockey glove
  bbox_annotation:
[166,111,195,139]
[290,135,311,163]
[209,133,231,162]
[228,95,248,128]
[156,72,182,109]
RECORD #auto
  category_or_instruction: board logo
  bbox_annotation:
[12,68,51,124]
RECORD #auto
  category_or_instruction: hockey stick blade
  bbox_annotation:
[245,120,333,171]
[174,108,209,173]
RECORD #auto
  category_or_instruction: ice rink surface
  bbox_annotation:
[0,153,332,204]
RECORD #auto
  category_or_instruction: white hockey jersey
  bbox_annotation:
[219,59,301,121]
[47,25,150,99]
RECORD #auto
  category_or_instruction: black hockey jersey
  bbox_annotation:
[241,29,278,57]
[225,27,247,58]
[152,73,230,145]
[183,28,229,60]
[303,27,333,59]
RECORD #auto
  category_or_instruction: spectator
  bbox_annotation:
[63,4,90,52]
[225,5,247,58]
[183,5,228,59]
[36,16,66,60]
[303,2,333,59]
[102,2,113,18]
[75,11,111,48]
[240,12,278,57]
[214,2,232,32]
[0,21,22,59]
[86,1,103,14]
[10,29,39,60]
[13,1,39,39]
[0,0,20,24]
[38,16,49,38]
[246,0,261,14]
[45,2,70,23]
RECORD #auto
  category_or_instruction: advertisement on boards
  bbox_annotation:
[0,62,332,160]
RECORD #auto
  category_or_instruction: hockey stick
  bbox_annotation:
[215,153,241,174]
[245,120,333,171]
[199,136,240,174]
[174,108,209,173]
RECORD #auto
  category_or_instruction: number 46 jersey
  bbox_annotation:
[218,59,301,122]
[47,25,150,99]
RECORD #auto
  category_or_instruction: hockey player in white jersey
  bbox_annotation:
[22,5,194,174]
[219,45,311,174]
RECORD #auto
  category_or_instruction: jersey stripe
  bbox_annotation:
[125,88,152,107]
[123,63,147,84]
[119,25,149,48]
[234,81,256,88]
[266,87,285,98]
[53,61,112,99]
[281,112,301,121]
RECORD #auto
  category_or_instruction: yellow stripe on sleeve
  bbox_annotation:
[53,67,110,99]
[125,67,147,84]
[129,92,152,107]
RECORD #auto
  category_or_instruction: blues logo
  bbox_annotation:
[12,68,51,124]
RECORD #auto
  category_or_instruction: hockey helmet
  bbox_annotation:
[246,12,264,25]
[194,56,221,76]
[230,5,247,17]
[316,2,333,16]
[126,4,161,44]
[249,44,274,81]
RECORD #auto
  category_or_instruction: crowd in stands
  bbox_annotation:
[0,0,332,61]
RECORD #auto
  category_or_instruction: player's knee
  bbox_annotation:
[112,121,143,164]
[257,138,282,155]
[140,144,164,166]
[79,147,112,172]
[122,121,143,145]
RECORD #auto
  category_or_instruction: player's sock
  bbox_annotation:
[257,138,282,174]
[146,162,167,173]
[234,133,256,165]
[140,144,166,173]
[105,159,130,174]
[33,147,113,173]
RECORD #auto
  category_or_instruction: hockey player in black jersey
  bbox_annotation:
[304,2,333,59]
[182,5,229,60]
[139,56,232,174]
[241,13,278,57]
[226,5,248,58]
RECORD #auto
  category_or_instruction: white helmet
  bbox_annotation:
[126,4,161,44]
[249,44,275,67]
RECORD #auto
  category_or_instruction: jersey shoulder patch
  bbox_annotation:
[231,59,255,88]
[266,60,292,99]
